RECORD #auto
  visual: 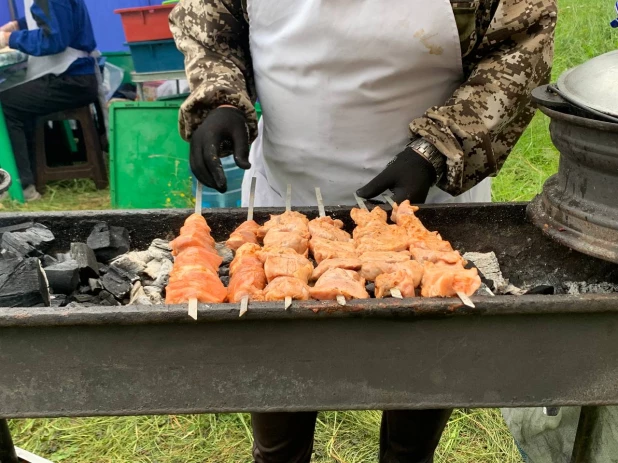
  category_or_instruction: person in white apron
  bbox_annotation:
[171,0,557,460]
[0,0,99,201]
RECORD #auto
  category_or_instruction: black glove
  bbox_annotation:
[190,107,250,193]
[356,147,437,204]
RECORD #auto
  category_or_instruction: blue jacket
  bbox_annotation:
[9,0,97,75]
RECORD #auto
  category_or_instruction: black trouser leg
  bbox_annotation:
[0,73,98,187]
[251,412,318,463]
[380,409,453,463]
[0,419,18,463]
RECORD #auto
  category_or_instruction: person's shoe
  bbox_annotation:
[23,185,42,202]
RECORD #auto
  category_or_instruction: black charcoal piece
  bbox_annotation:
[98,264,109,275]
[101,268,131,300]
[219,265,229,277]
[71,293,96,303]
[0,257,50,307]
[56,252,71,263]
[44,260,80,295]
[110,253,146,281]
[98,290,121,306]
[220,276,230,287]
[86,222,131,263]
[49,295,67,307]
[41,255,58,267]
[1,223,55,257]
[88,278,103,293]
[70,243,99,281]
[0,221,35,237]
[65,301,97,309]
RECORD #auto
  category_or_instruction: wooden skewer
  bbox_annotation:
[188,182,204,320]
[336,295,347,306]
[315,187,326,218]
[390,288,403,299]
[239,177,258,318]
[457,291,475,308]
[286,184,292,212]
[285,296,293,310]
[354,193,368,211]
[382,194,395,206]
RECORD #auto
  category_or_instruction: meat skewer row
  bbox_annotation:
[259,184,312,309]
[384,196,480,306]
[309,189,369,305]
[227,177,264,317]
[166,183,227,320]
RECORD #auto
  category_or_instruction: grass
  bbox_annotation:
[5,0,617,461]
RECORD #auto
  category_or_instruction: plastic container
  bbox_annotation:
[109,101,193,209]
[102,51,135,85]
[114,5,175,43]
[127,40,184,73]
[192,156,244,208]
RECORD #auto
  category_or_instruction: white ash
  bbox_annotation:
[216,242,234,266]
[564,282,618,295]
[153,259,173,289]
[143,286,164,304]
[129,282,153,306]
[144,259,164,279]
[110,252,148,276]
[463,251,508,293]
[148,239,172,261]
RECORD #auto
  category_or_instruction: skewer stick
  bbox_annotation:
[286,184,292,212]
[354,193,368,211]
[239,177,258,318]
[336,295,347,306]
[285,296,293,310]
[382,194,395,207]
[457,291,475,308]
[315,187,326,218]
[188,182,204,320]
[390,288,403,299]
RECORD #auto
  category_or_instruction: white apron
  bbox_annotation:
[23,0,90,82]
[241,0,491,207]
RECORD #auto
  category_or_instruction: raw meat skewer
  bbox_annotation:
[188,182,202,320]
[239,177,257,317]
[315,188,347,306]
[383,195,478,307]
[285,184,293,309]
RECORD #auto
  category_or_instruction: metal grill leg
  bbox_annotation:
[570,406,600,463]
[0,419,18,463]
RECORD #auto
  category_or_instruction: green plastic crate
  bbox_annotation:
[109,101,193,209]
[102,51,135,85]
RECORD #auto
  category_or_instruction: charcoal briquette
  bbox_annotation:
[44,260,80,295]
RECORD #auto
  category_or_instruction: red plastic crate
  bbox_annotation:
[115,5,175,43]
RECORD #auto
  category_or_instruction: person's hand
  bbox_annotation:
[190,106,250,193]
[0,21,18,33]
[356,147,437,204]
[0,31,11,49]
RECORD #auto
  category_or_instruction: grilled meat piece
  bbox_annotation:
[310,268,370,301]
[263,276,311,301]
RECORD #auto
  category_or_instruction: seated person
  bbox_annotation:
[0,0,98,201]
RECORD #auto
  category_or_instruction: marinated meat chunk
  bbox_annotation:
[263,276,311,301]
[312,258,363,281]
[226,220,260,250]
[310,268,370,301]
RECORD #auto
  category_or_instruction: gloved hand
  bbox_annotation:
[0,21,18,33]
[356,147,437,204]
[0,31,11,49]
[190,106,250,193]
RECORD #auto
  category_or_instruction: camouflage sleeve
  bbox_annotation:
[410,0,558,196]
[169,0,257,141]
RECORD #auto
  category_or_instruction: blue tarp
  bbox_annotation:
[0,0,164,52]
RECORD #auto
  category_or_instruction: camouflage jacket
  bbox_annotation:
[170,0,557,195]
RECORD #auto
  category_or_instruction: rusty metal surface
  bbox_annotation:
[2,294,618,418]
[528,107,618,264]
